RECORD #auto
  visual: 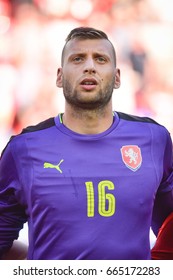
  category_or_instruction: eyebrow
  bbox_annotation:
[68,51,111,60]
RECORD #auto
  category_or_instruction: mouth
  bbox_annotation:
[80,78,98,91]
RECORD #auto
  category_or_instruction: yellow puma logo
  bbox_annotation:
[44,159,64,173]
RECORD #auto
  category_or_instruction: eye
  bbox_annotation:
[96,56,107,63]
[73,56,83,63]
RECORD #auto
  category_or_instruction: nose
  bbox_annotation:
[83,58,96,74]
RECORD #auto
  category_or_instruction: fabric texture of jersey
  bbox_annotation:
[0,111,173,260]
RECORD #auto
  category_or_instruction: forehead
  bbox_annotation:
[63,38,115,59]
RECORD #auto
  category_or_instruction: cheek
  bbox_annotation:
[101,71,115,83]
[62,72,76,89]
[99,66,115,77]
[63,68,75,81]
[63,66,82,84]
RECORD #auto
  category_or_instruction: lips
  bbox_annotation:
[80,78,98,91]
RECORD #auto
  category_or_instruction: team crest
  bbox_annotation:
[121,145,142,171]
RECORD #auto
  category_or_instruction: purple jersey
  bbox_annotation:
[0,112,173,259]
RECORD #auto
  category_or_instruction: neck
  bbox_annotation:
[62,103,114,134]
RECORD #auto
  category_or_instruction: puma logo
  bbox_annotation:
[44,159,64,173]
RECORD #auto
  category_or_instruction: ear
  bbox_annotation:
[114,68,121,89]
[56,68,63,88]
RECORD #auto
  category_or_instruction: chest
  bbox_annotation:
[21,136,162,219]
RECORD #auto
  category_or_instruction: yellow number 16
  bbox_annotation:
[85,180,116,217]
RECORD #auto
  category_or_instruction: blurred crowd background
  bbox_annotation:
[0,0,173,154]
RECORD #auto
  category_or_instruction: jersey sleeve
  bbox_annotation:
[151,212,173,259]
[0,142,27,258]
[152,131,173,236]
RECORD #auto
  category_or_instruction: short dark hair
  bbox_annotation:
[61,27,117,66]
[65,26,109,41]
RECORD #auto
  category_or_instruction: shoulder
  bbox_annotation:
[116,111,172,146]
[1,117,56,157]
[17,117,55,135]
[117,111,161,125]
[116,111,170,134]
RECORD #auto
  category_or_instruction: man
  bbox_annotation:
[0,27,173,260]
